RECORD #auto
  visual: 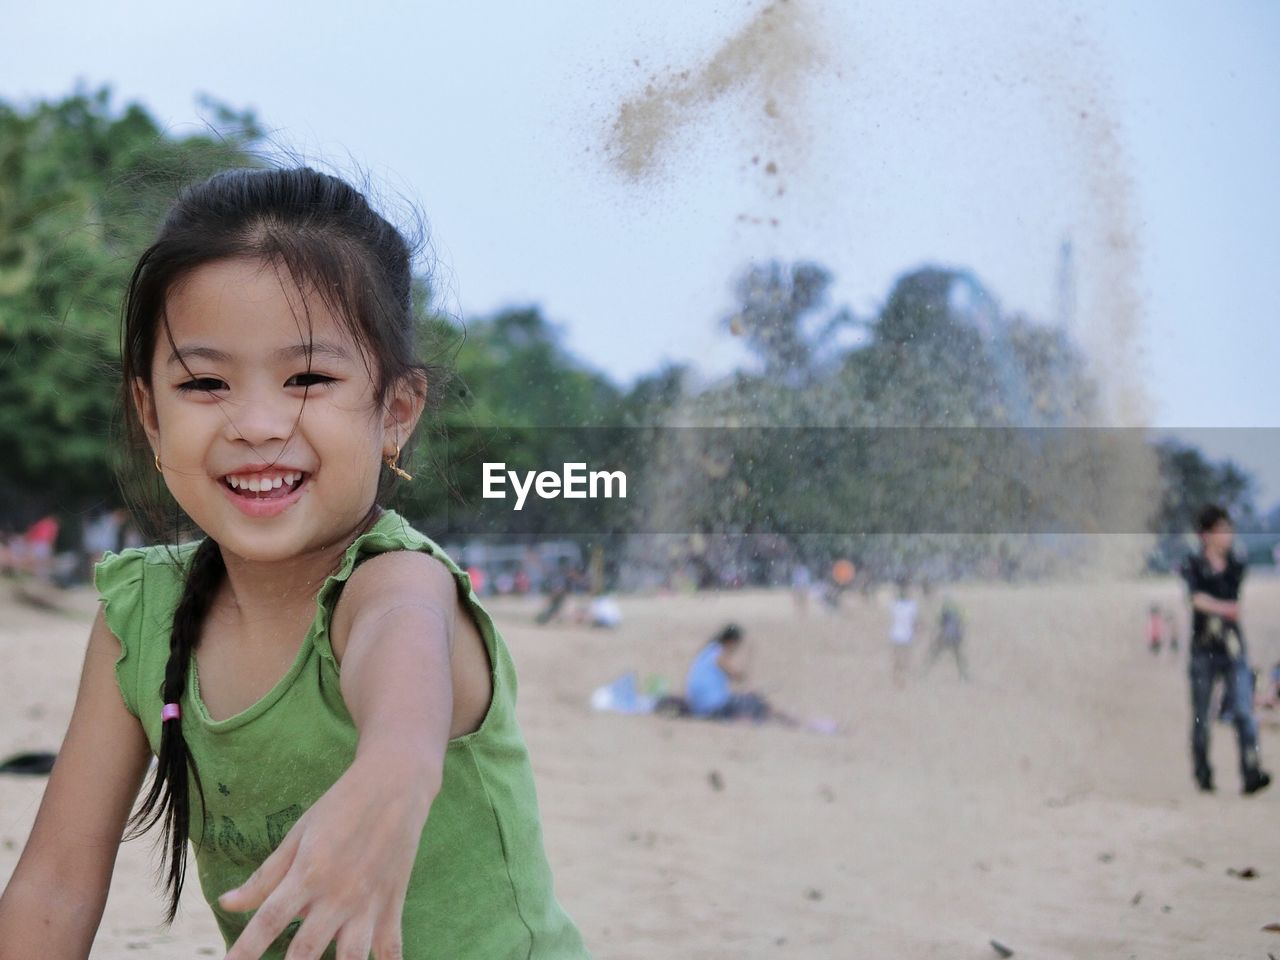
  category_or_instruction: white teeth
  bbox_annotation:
[226,471,303,490]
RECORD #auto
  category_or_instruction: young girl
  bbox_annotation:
[0,168,591,959]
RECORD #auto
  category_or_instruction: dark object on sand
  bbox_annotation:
[654,695,692,718]
[15,583,65,612]
[989,939,1014,958]
[707,770,724,792]
[0,751,57,775]
[1262,922,1280,933]
[1227,866,1259,880]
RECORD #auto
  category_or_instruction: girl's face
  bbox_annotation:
[134,257,421,564]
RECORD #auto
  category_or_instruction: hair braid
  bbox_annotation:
[126,535,223,923]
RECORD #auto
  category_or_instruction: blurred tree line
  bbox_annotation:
[0,89,1263,578]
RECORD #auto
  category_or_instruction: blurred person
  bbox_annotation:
[1180,504,1271,795]
[889,579,917,688]
[587,593,622,629]
[923,595,968,680]
[791,561,812,615]
[684,624,794,724]
[535,558,574,625]
[1147,603,1164,655]
[822,557,856,610]
[1163,606,1180,654]
[83,508,125,570]
[21,514,59,580]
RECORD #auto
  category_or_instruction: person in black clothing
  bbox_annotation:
[1180,505,1271,795]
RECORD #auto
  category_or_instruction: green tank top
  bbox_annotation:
[95,510,589,959]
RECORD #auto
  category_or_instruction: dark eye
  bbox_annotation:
[286,372,337,388]
[176,378,227,393]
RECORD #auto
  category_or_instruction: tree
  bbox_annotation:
[0,87,262,525]
[1149,438,1257,570]
[723,261,854,387]
[400,305,630,538]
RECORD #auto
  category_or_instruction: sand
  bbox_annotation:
[3,572,1279,958]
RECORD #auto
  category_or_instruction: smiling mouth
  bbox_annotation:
[222,471,308,500]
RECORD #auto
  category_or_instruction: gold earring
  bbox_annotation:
[385,444,413,481]
[154,454,162,473]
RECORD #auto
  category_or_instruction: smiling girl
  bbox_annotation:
[0,168,590,959]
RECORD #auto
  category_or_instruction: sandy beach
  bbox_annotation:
[3,571,1279,958]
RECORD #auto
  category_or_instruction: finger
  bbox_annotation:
[334,916,375,960]
[282,912,345,960]
[222,884,307,960]
[372,905,405,960]
[220,828,301,913]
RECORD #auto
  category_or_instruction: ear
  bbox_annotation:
[381,372,427,453]
[132,377,161,451]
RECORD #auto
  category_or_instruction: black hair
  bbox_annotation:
[1196,504,1231,534]
[118,166,444,922]
[716,623,744,645]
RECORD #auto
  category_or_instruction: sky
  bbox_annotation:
[7,0,1280,499]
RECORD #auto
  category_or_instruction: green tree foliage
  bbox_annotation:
[1149,439,1257,570]
[400,306,628,537]
[724,261,854,387]
[641,262,1118,582]
[2,90,1252,583]
[0,88,261,522]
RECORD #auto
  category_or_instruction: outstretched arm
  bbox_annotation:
[0,609,152,960]
[219,550,491,960]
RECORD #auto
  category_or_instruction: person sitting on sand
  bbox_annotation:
[685,624,787,723]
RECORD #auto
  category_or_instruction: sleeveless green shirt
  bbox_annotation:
[95,511,589,959]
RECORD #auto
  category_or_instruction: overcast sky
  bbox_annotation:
[8,0,1280,499]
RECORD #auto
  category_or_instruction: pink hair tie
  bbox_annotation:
[161,702,181,723]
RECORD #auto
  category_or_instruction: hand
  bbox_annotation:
[219,753,437,960]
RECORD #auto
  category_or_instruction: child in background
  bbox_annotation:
[0,168,589,958]
[923,595,968,680]
[889,580,918,688]
[1147,604,1164,654]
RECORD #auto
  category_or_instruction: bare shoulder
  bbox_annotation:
[330,550,462,660]
[328,548,493,736]
[341,549,457,605]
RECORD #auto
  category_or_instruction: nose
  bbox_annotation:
[223,382,299,448]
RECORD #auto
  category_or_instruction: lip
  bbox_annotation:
[219,472,309,519]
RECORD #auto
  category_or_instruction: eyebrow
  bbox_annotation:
[167,341,354,366]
